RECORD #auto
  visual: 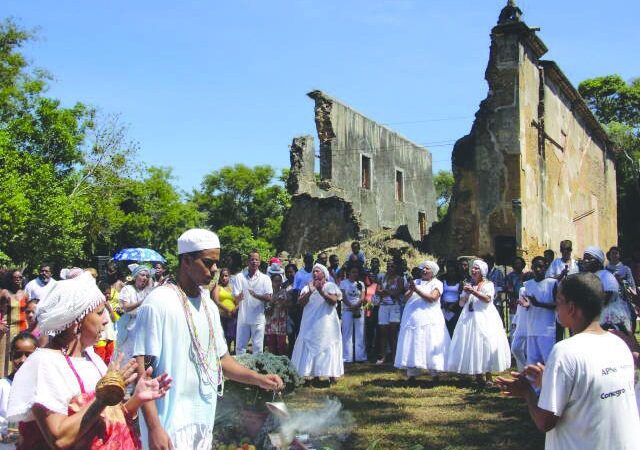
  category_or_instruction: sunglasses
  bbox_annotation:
[13,350,34,359]
[200,258,218,269]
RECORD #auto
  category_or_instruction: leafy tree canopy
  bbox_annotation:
[578,75,640,250]
[434,170,454,221]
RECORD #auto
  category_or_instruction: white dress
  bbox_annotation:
[116,284,152,361]
[291,283,344,378]
[395,278,450,372]
[446,281,511,374]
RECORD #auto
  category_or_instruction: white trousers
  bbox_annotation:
[341,310,367,362]
[236,321,265,355]
[526,336,555,366]
[511,334,527,371]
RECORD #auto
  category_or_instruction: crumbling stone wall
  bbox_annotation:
[428,2,616,261]
[280,91,437,255]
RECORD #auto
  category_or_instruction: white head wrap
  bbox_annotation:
[60,267,83,280]
[267,263,285,277]
[128,263,155,278]
[178,228,221,255]
[312,263,330,281]
[36,272,105,335]
[419,260,440,276]
[473,259,489,277]
[584,246,605,264]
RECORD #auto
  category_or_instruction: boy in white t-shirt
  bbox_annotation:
[497,272,640,450]
[520,256,557,366]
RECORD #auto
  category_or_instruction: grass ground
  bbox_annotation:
[285,363,545,450]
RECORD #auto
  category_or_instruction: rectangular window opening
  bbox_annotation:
[361,155,371,189]
[395,169,404,202]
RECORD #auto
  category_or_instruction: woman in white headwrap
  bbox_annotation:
[7,272,171,450]
[291,264,344,385]
[446,259,511,385]
[395,261,450,381]
[116,264,154,361]
[583,246,631,333]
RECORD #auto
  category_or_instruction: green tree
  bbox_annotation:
[113,167,204,265]
[434,170,454,220]
[192,164,290,253]
[578,75,640,250]
[0,19,92,172]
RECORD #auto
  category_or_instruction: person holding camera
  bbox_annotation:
[395,261,450,382]
[339,265,367,363]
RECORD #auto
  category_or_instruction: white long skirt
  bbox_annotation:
[446,301,511,374]
[394,300,450,372]
[291,337,344,377]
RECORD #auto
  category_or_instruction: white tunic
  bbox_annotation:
[395,278,450,372]
[446,281,511,374]
[291,283,344,378]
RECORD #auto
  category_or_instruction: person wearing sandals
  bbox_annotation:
[447,259,511,386]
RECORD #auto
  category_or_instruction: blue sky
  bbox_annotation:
[4,0,639,193]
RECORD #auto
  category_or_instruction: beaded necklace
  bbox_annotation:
[172,284,224,396]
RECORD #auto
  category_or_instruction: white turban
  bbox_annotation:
[36,272,105,335]
[473,259,489,277]
[584,246,605,264]
[178,228,221,254]
[312,263,330,281]
[419,260,440,276]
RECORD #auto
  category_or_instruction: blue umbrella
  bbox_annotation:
[113,248,166,263]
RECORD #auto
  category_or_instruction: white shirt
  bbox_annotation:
[545,258,579,279]
[233,269,273,325]
[538,332,640,450]
[339,279,364,308]
[24,277,57,301]
[133,285,228,450]
[523,278,557,337]
[0,378,10,435]
[8,348,106,423]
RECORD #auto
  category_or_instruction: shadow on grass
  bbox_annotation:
[288,367,545,450]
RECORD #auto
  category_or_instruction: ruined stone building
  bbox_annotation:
[428,1,617,262]
[280,90,437,255]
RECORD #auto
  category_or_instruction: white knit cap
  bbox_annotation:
[36,272,105,335]
[177,228,221,254]
[584,246,605,264]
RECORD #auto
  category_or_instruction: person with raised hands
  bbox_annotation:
[291,263,344,386]
[7,271,172,450]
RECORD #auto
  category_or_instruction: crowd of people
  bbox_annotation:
[0,234,638,448]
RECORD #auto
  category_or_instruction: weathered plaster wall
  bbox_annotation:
[428,9,616,261]
[280,91,437,255]
[519,57,617,258]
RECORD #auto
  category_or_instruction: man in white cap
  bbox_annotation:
[233,249,273,355]
[133,229,283,450]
